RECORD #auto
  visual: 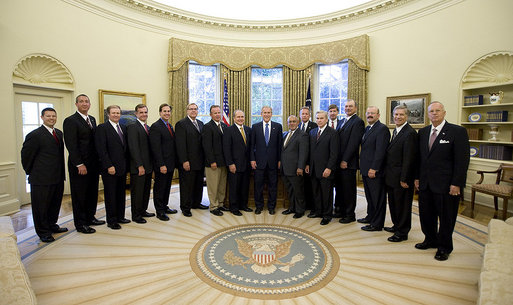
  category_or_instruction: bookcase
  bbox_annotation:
[460,52,513,163]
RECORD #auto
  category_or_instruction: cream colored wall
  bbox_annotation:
[1,0,512,214]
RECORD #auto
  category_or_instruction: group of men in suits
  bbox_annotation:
[21,95,469,260]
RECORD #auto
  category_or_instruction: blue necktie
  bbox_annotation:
[265,123,269,146]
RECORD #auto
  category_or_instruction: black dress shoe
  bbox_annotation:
[415,241,437,250]
[320,218,331,225]
[387,235,407,242]
[307,213,320,218]
[142,211,155,217]
[255,208,263,215]
[51,227,68,233]
[282,209,294,215]
[108,223,121,230]
[293,213,304,219]
[90,218,106,226]
[40,235,55,243]
[165,208,178,214]
[384,226,396,233]
[133,217,147,224]
[182,211,192,217]
[241,207,253,212]
[357,217,370,224]
[434,250,449,261]
[193,204,209,210]
[232,210,243,216]
[269,209,275,215]
[361,225,382,231]
[157,214,170,221]
[219,206,229,211]
[339,217,356,224]
[210,208,223,216]
[118,218,131,224]
[76,225,96,234]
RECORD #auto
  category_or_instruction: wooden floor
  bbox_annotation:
[11,185,490,305]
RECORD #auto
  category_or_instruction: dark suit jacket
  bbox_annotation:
[338,114,365,170]
[309,127,339,179]
[417,121,470,192]
[223,125,251,172]
[281,129,308,176]
[175,117,204,171]
[149,119,176,171]
[63,112,98,170]
[299,121,317,134]
[250,121,282,170]
[360,120,390,177]
[385,123,418,187]
[21,126,65,185]
[95,122,127,176]
[202,120,227,167]
[127,121,152,175]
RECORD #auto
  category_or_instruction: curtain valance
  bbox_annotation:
[168,35,369,72]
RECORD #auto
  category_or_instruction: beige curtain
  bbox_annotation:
[169,61,189,125]
[283,65,313,130]
[347,59,368,118]
[221,65,252,126]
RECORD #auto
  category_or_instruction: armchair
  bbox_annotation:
[470,164,513,220]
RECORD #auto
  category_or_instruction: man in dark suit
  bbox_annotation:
[175,103,207,217]
[21,108,66,242]
[298,106,317,211]
[250,106,282,215]
[202,105,228,216]
[149,104,178,221]
[384,105,418,242]
[281,115,309,218]
[223,110,252,216]
[328,104,343,130]
[127,104,154,224]
[95,105,130,230]
[414,101,470,261]
[305,110,339,225]
[336,99,365,223]
[63,94,103,235]
[359,106,390,232]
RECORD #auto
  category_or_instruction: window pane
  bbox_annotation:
[318,61,349,118]
[22,102,39,125]
[251,68,283,124]
[189,63,217,122]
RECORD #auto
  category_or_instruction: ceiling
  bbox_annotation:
[151,0,375,21]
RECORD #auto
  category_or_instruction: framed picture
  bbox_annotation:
[98,90,146,124]
[386,93,430,128]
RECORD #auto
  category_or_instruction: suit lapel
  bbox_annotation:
[428,123,449,155]
[109,123,124,146]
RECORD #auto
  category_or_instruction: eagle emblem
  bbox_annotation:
[223,234,305,275]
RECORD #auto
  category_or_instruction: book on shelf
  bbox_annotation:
[479,144,513,161]
[486,111,509,122]
[466,128,483,140]
[464,95,483,106]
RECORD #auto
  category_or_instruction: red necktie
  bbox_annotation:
[331,121,335,129]
[52,130,59,145]
[144,124,149,135]
[167,123,174,137]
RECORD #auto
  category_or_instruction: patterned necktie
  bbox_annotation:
[219,123,223,134]
[331,121,335,129]
[316,129,321,141]
[283,130,293,147]
[52,129,59,145]
[116,124,124,145]
[363,125,371,140]
[166,122,174,137]
[302,123,306,132]
[144,124,149,135]
[240,127,247,145]
[340,117,346,128]
[429,129,438,151]
[265,123,269,145]
[193,120,200,132]
[86,116,93,129]
[391,128,397,141]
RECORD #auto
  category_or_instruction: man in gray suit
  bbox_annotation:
[281,115,309,218]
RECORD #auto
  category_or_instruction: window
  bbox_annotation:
[188,63,218,122]
[319,61,349,118]
[251,68,283,125]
